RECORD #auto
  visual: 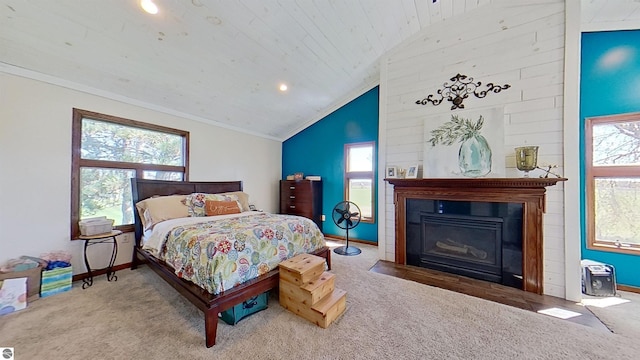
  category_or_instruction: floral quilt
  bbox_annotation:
[158,212,325,295]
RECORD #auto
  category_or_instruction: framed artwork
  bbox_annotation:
[423,107,505,178]
[406,165,419,178]
[386,166,398,178]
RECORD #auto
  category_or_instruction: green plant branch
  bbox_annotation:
[428,114,484,146]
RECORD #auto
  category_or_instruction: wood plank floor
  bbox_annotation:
[369,260,610,331]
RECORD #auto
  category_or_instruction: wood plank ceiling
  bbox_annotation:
[0,0,497,140]
[0,1,636,140]
[581,0,640,30]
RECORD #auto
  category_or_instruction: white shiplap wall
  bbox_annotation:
[378,1,567,298]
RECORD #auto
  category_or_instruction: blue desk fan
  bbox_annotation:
[332,200,361,256]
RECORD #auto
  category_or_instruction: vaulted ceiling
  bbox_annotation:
[0,1,636,140]
[581,0,640,31]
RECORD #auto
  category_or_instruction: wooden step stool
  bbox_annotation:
[279,253,346,328]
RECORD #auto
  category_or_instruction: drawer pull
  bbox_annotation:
[289,196,295,199]
[289,205,296,209]
[289,186,295,190]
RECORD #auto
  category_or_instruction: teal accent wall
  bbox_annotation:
[580,30,640,288]
[282,87,379,243]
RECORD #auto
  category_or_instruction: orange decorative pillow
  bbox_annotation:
[205,200,241,216]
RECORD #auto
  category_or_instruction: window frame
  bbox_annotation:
[585,113,640,254]
[71,108,189,238]
[344,141,376,224]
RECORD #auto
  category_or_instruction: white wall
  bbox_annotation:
[378,1,571,298]
[0,72,282,273]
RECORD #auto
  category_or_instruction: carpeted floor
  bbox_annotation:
[582,289,640,340]
[1,241,638,360]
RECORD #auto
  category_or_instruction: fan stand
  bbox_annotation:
[332,200,362,256]
[333,227,361,256]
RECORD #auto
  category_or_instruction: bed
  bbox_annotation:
[130,178,331,347]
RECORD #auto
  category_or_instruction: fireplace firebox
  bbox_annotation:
[405,199,523,289]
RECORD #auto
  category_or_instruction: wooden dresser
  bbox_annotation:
[279,180,323,232]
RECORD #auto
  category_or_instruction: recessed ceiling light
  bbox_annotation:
[279,83,288,92]
[141,0,159,15]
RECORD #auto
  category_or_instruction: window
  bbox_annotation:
[344,142,375,223]
[586,113,640,254]
[71,109,189,238]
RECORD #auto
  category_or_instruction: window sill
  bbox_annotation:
[587,242,640,255]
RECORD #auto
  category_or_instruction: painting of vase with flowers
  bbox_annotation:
[423,107,505,178]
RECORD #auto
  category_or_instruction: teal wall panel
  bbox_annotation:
[580,30,640,288]
[282,87,379,243]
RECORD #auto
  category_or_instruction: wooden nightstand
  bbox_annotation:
[77,230,121,289]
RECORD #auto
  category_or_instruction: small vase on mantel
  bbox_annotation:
[515,146,539,177]
[458,134,492,177]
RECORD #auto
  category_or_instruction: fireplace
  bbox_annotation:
[406,199,523,289]
[386,178,566,294]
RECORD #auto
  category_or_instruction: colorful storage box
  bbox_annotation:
[40,266,72,298]
[0,265,42,302]
[219,292,268,325]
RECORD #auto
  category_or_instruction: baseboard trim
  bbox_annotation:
[323,234,377,246]
[617,284,640,294]
[67,259,640,295]
[72,262,132,282]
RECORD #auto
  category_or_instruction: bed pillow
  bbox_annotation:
[204,200,241,216]
[219,191,250,212]
[135,194,189,231]
[184,193,243,217]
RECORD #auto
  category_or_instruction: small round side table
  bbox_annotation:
[78,230,121,289]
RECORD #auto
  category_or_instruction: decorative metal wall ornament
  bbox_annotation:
[415,73,511,110]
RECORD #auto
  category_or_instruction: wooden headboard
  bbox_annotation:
[130,178,243,247]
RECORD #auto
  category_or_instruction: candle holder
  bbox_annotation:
[515,146,538,177]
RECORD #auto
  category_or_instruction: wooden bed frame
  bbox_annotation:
[130,178,331,347]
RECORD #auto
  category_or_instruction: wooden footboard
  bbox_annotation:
[134,246,331,347]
